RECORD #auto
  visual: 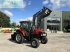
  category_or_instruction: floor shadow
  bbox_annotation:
[8,38,30,44]
[8,38,33,48]
[26,44,32,48]
[8,38,17,43]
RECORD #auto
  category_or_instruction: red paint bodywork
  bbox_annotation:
[17,28,27,37]
[17,27,43,37]
[32,28,43,37]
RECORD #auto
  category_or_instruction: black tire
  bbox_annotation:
[15,33,23,44]
[31,38,40,48]
[41,37,48,44]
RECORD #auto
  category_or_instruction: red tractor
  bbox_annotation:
[11,21,48,48]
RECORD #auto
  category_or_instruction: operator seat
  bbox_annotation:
[29,26,36,37]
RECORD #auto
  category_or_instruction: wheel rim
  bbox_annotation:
[42,38,45,43]
[16,34,21,42]
[32,41,36,47]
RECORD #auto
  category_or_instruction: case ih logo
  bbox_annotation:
[42,7,52,18]
[45,9,50,14]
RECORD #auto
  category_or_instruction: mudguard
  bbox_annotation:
[16,28,26,37]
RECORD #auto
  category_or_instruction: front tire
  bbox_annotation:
[41,37,48,44]
[31,38,40,48]
[15,33,23,44]
[11,34,15,40]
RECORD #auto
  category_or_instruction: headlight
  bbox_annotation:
[41,33,47,36]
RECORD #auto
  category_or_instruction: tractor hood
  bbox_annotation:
[33,28,43,35]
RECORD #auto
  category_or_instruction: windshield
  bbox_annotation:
[21,23,28,29]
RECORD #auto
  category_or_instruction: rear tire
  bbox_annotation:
[31,38,40,48]
[41,37,48,44]
[15,33,23,44]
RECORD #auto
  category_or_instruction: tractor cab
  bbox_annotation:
[20,21,32,32]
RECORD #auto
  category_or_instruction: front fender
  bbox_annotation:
[16,29,26,37]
